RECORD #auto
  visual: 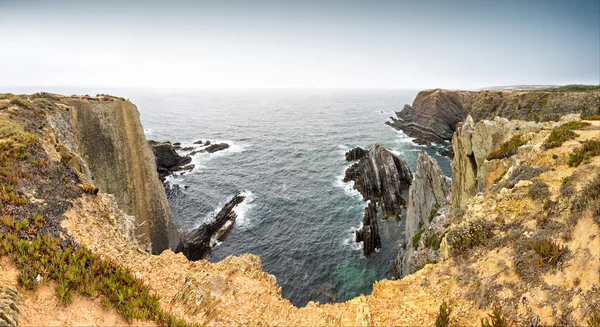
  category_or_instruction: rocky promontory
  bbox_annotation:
[148,141,193,182]
[387,88,600,144]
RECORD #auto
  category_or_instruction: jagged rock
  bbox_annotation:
[355,200,381,256]
[450,115,545,210]
[205,140,211,145]
[391,152,451,278]
[344,144,412,220]
[345,147,367,161]
[386,88,599,145]
[175,193,245,261]
[205,143,229,153]
[0,278,20,327]
[148,141,193,182]
[180,146,194,151]
[438,144,454,159]
[193,140,203,144]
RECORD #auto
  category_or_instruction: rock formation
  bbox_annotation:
[0,277,20,327]
[345,147,367,161]
[450,115,546,211]
[175,193,245,261]
[58,97,175,253]
[386,88,600,145]
[148,140,193,181]
[344,144,412,219]
[391,152,451,278]
[204,143,229,153]
[355,200,381,256]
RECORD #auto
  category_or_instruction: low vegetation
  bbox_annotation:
[447,219,494,256]
[412,228,424,249]
[490,165,549,192]
[544,121,589,149]
[486,134,526,160]
[429,202,440,222]
[480,305,510,327]
[528,181,550,201]
[530,239,566,266]
[435,302,451,327]
[588,310,600,327]
[543,84,600,92]
[567,140,600,167]
[9,97,34,109]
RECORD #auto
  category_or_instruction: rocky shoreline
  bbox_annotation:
[386,88,600,145]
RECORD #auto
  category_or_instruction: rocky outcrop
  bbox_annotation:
[56,97,175,253]
[391,152,451,278]
[148,141,193,181]
[387,88,600,145]
[0,278,19,327]
[450,115,546,211]
[355,200,381,256]
[344,144,412,220]
[345,147,367,161]
[175,193,245,261]
[344,144,412,255]
[204,143,229,153]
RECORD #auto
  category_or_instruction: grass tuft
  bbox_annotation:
[567,140,600,167]
[487,134,526,160]
[481,305,509,327]
[530,238,566,266]
[435,302,451,327]
[544,121,589,149]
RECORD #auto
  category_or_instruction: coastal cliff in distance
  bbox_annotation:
[386,88,600,144]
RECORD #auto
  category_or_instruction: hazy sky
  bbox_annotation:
[1,0,598,89]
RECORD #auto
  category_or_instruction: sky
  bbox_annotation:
[0,0,599,90]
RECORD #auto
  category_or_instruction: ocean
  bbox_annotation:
[8,87,451,306]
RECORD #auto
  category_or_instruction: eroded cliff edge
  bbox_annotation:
[1,93,599,326]
[46,94,175,253]
[386,88,600,144]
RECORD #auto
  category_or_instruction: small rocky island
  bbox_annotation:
[344,144,412,255]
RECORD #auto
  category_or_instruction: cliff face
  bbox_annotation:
[387,88,600,144]
[53,96,174,253]
[2,93,599,326]
[391,152,451,278]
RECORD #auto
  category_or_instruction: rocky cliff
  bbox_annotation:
[391,152,451,278]
[1,93,599,326]
[42,95,174,253]
[387,88,600,144]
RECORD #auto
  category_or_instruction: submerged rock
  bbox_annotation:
[345,147,367,161]
[148,141,193,181]
[355,200,381,256]
[391,152,451,278]
[344,144,412,220]
[175,193,245,261]
[205,143,229,153]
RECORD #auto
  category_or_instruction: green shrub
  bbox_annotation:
[9,97,34,109]
[528,181,550,201]
[429,202,440,222]
[544,121,589,149]
[530,238,566,266]
[487,134,526,160]
[412,229,424,249]
[567,140,600,167]
[588,310,600,327]
[544,84,600,92]
[447,220,493,256]
[481,305,509,327]
[435,302,451,327]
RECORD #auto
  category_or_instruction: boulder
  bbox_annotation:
[205,143,229,153]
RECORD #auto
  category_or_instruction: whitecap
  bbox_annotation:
[174,139,248,174]
[164,174,185,188]
[333,169,363,200]
[342,224,363,251]
[233,190,255,229]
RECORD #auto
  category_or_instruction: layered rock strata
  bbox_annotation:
[148,141,193,181]
[344,144,412,219]
[175,193,245,261]
[344,144,412,255]
[345,147,367,161]
[57,97,174,253]
[387,88,600,145]
[391,152,451,278]
[355,200,381,256]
